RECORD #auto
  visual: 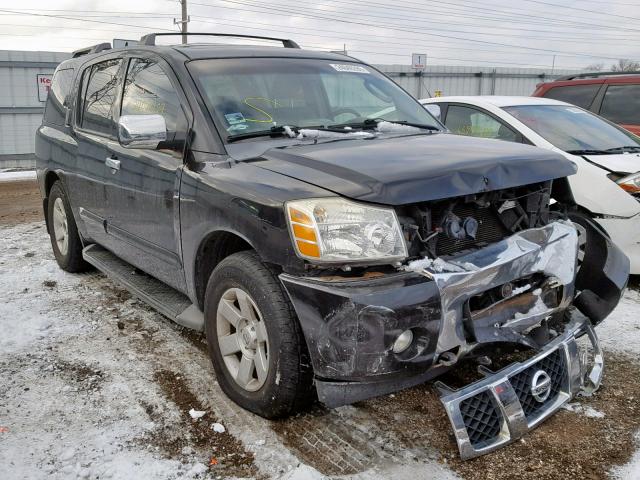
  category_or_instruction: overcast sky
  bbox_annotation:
[0,0,639,70]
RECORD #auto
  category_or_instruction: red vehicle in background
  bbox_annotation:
[532,72,640,136]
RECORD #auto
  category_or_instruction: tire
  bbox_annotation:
[204,251,314,418]
[47,181,89,273]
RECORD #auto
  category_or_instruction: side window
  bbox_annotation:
[445,105,518,142]
[600,85,640,125]
[44,68,74,126]
[80,58,122,135]
[541,84,600,109]
[121,57,188,156]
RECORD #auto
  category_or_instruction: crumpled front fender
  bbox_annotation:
[570,214,629,324]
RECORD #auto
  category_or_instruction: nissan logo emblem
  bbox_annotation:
[531,370,552,403]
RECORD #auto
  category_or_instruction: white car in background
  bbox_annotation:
[420,96,640,274]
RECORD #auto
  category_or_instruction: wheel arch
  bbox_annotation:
[42,170,62,233]
[193,229,256,310]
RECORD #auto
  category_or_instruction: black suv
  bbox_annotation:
[36,33,628,460]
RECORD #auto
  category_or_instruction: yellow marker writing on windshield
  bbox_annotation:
[243,97,276,123]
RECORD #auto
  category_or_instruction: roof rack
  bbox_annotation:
[138,32,300,49]
[72,42,112,58]
[555,71,640,81]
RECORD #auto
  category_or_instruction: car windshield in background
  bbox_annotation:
[188,58,440,139]
[504,104,640,153]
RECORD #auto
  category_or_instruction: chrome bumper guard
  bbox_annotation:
[437,317,603,460]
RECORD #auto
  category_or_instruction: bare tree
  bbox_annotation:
[611,59,640,72]
[585,63,604,71]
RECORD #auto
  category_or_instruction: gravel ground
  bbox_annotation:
[1,179,639,479]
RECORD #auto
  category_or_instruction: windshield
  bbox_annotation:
[188,58,440,139]
[503,104,640,153]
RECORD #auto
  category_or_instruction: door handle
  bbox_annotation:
[105,156,121,171]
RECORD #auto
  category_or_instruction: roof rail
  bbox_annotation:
[72,42,112,58]
[138,32,300,49]
[555,71,640,81]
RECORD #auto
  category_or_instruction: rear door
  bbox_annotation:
[597,84,640,135]
[103,54,190,291]
[72,56,124,244]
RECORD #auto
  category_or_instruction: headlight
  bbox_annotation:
[286,198,407,264]
[615,172,640,194]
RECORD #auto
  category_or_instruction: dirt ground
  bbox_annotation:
[1,178,639,480]
[0,179,43,226]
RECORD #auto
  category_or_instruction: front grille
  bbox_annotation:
[459,391,502,449]
[509,349,566,420]
[435,204,509,256]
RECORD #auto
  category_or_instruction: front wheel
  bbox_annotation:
[204,251,314,418]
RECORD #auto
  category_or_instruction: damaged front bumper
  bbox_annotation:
[437,315,603,460]
[280,220,627,410]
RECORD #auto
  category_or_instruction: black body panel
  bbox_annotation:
[247,134,576,205]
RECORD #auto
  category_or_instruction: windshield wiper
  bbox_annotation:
[227,126,286,143]
[566,149,611,156]
[364,118,441,131]
[227,125,334,143]
[328,118,440,132]
[605,146,640,153]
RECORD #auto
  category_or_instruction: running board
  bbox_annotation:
[82,244,204,331]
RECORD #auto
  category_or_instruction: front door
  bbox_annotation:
[104,55,190,291]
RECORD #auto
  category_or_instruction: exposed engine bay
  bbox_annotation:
[397,180,553,259]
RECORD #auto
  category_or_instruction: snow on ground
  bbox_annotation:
[611,433,640,480]
[0,169,37,183]
[0,222,457,480]
[1,219,639,480]
[597,287,640,357]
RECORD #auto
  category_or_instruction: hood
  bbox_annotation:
[583,153,640,175]
[245,134,576,205]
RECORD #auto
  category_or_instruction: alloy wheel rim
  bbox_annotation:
[216,287,269,392]
[52,197,69,256]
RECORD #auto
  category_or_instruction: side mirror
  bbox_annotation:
[424,104,442,121]
[118,114,167,149]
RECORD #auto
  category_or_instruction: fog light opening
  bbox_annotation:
[393,329,414,354]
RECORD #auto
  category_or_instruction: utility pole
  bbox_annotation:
[551,54,557,76]
[173,0,190,44]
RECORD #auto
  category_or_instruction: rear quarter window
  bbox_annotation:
[600,84,640,125]
[540,84,600,109]
[43,68,75,126]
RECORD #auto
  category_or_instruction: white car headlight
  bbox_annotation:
[286,198,407,264]
[615,172,640,194]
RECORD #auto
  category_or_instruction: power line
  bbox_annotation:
[183,16,582,68]
[193,0,640,36]
[0,8,175,16]
[187,1,640,42]
[519,0,640,22]
[386,0,640,32]
[189,0,640,61]
[0,8,175,32]
[189,16,630,61]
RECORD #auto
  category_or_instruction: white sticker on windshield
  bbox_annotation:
[330,64,370,74]
[225,112,246,125]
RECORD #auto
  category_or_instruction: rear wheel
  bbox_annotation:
[47,181,88,272]
[204,251,314,418]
